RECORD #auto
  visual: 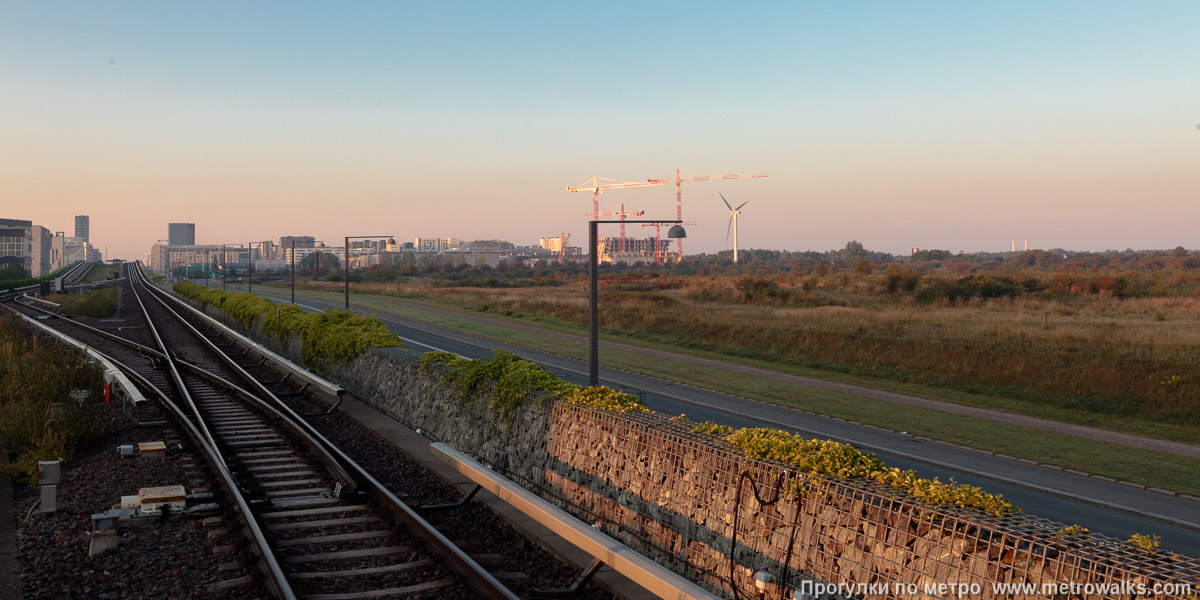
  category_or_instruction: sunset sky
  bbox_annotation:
[3,2,1198,260]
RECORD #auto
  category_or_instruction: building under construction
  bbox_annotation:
[597,236,673,265]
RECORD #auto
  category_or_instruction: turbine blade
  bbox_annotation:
[720,192,732,211]
[736,201,749,210]
[726,215,733,243]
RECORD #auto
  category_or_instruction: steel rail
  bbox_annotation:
[133,267,359,492]
[12,294,166,359]
[141,264,522,600]
[0,260,90,301]
[124,265,298,599]
[0,293,292,598]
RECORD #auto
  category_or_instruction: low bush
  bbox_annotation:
[53,288,118,318]
[0,264,73,292]
[417,353,1014,515]
[0,320,109,483]
[173,282,401,365]
[421,350,647,429]
[723,427,1014,515]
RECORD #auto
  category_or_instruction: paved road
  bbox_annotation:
[217,283,1200,555]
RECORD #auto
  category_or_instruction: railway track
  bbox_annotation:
[5,265,523,600]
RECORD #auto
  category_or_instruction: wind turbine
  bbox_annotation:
[721,193,748,263]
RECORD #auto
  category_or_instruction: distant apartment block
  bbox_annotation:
[250,240,276,261]
[597,236,672,265]
[148,243,218,273]
[284,245,345,265]
[0,218,33,275]
[57,236,101,266]
[168,222,196,246]
[279,235,315,250]
[465,239,515,253]
[539,236,568,253]
[74,215,89,243]
[414,237,462,253]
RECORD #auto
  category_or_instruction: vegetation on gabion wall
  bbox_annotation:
[420,350,648,429]
[173,282,401,364]
[0,320,108,483]
[419,348,1014,515]
[675,419,1015,515]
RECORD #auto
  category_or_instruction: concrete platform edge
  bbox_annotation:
[334,393,649,600]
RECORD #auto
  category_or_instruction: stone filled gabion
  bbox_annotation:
[186,291,1200,600]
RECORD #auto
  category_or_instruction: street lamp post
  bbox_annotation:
[343,236,394,310]
[247,241,253,294]
[290,239,324,305]
[219,244,244,292]
[587,219,685,387]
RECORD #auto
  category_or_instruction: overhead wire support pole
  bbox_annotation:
[588,219,685,387]
[343,235,393,311]
[589,221,598,386]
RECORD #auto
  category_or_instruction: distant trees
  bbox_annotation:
[909,249,954,262]
[883,264,921,293]
[841,240,865,262]
[300,252,340,271]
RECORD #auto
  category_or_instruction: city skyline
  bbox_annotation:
[3,2,1198,261]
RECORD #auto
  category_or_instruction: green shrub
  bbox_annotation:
[0,321,107,483]
[418,350,1012,514]
[421,350,648,429]
[173,282,401,365]
[57,288,118,318]
[0,264,73,292]
[722,427,1014,515]
[562,386,650,413]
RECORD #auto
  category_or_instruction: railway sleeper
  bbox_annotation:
[266,516,382,532]
[281,545,414,564]
[274,530,393,548]
[302,578,457,600]
[288,559,435,579]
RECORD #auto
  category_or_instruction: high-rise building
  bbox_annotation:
[74,215,90,243]
[168,223,196,246]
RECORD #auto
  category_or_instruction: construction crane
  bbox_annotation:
[645,170,767,256]
[640,221,696,265]
[587,204,645,252]
[567,177,667,223]
[558,232,570,262]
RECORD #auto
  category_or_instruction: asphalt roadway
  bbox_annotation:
[216,282,1200,556]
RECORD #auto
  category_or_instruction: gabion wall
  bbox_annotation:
[174,292,1199,600]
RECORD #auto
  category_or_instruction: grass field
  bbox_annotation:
[271,274,1200,425]
[254,279,1200,494]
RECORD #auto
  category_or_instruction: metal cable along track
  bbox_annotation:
[4,264,519,600]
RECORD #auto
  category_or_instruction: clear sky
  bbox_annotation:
[2,2,1198,260]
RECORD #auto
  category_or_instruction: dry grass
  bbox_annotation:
[298,275,1200,426]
